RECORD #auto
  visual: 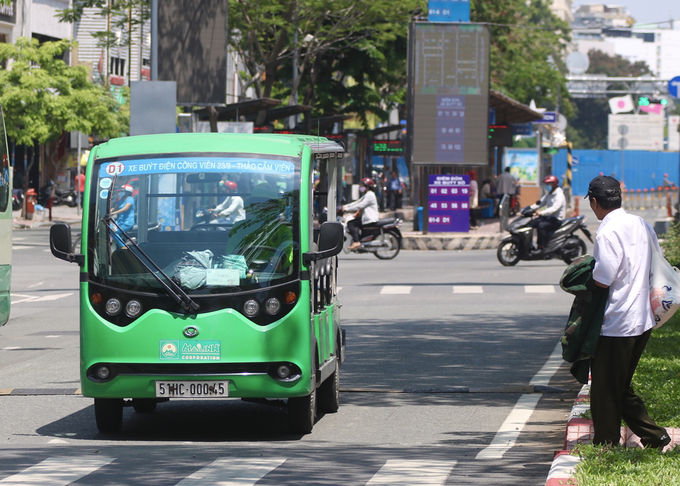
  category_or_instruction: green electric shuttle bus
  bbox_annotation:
[0,106,12,327]
[50,133,346,434]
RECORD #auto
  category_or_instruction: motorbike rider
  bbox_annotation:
[529,175,566,251]
[342,177,380,250]
[210,180,245,223]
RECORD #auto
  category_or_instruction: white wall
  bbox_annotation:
[31,0,70,39]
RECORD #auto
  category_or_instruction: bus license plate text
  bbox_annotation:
[155,381,229,398]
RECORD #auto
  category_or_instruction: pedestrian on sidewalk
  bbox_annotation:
[586,175,670,449]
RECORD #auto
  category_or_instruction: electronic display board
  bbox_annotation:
[373,140,404,155]
[409,23,490,166]
[427,174,470,232]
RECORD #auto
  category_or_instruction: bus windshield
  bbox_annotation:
[88,154,300,295]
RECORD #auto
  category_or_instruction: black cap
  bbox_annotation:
[585,175,621,199]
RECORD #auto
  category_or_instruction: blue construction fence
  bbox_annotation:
[552,149,680,196]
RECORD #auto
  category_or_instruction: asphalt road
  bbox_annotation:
[0,228,580,485]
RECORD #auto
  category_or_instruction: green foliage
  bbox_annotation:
[471,0,572,116]
[0,37,125,145]
[573,444,680,486]
[661,222,680,268]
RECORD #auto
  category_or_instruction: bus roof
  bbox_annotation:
[91,133,345,160]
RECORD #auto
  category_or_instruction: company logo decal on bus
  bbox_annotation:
[101,158,295,177]
[160,340,221,361]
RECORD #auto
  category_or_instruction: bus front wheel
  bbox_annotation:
[288,388,316,434]
[94,398,123,433]
[318,360,340,413]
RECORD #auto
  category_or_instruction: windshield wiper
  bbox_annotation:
[102,216,200,313]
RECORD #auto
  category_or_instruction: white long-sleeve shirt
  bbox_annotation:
[536,187,566,219]
[215,196,245,221]
[344,190,379,225]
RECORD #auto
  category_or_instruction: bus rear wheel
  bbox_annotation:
[288,388,316,434]
[94,398,123,433]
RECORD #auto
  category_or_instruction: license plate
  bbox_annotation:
[155,380,229,398]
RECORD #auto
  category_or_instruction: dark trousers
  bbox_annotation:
[529,216,560,247]
[590,329,668,446]
[347,218,364,243]
[388,190,401,211]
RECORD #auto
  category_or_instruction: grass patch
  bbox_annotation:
[573,444,680,486]
[574,313,680,484]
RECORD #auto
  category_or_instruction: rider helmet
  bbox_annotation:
[361,177,375,188]
[121,184,133,193]
[543,175,559,189]
[220,180,237,191]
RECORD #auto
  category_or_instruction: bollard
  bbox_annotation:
[668,194,673,218]
[25,188,36,220]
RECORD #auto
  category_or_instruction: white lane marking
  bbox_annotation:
[2,347,21,350]
[12,293,74,305]
[453,286,483,294]
[0,456,114,485]
[44,335,62,339]
[380,286,412,295]
[477,341,563,460]
[11,246,32,250]
[28,281,44,289]
[530,341,563,386]
[476,394,542,460]
[337,286,343,292]
[365,460,456,485]
[524,285,555,293]
[176,457,286,486]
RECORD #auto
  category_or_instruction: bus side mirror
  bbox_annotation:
[303,222,343,264]
[50,223,85,266]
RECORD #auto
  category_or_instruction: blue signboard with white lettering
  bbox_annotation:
[428,0,470,22]
[513,123,534,136]
[533,111,557,124]
[668,76,680,99]
[427,174,470,232]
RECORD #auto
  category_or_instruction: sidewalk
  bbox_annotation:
[12,204,83,230]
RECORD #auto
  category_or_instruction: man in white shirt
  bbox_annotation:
[343,177,379,250]
[587,175,670,449]
[212,180,245,223]
[529,175,566,249]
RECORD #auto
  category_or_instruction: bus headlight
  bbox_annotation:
[264,298,281,315]
[96,366,110,380]
[276,364,291,379]
[243,299,260,317]
[126,300,142,318]
[105,298,122,316]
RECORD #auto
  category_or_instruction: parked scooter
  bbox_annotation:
[11,190,22,211]
[338,210,402,260]
[37,181,78,207]
[496,206,593,266]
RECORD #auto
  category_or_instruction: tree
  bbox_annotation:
[229,0,424,125]
[471,0,572,116]
[0,38,126,210]
[566,50,653,149]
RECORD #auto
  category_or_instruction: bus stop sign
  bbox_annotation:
[669,76,680,99]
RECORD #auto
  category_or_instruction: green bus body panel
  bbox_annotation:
[79,285,314,399]
[0,264,9,326]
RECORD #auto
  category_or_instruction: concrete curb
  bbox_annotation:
[401,232,502,251]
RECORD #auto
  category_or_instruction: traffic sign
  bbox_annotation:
[669,76,680,99]
[533,111,557,124]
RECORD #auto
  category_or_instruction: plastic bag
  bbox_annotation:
[649,233,680,328]
[174,250,213,290]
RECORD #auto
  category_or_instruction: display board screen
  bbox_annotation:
[410,23,490,166]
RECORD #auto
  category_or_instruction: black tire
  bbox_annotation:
[497,240,521,266]
[94,398,123,433]
[562,237,587,265]
[132,399,157,413]
[318,361,340,413]
[288,388,316,434]
[374,232,400,260]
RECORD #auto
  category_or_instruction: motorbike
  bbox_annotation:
[190,207,236,231]
[338,210,403,260]
[12,190,23,211]
[496,206,593,266]
[37,181,78,207]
